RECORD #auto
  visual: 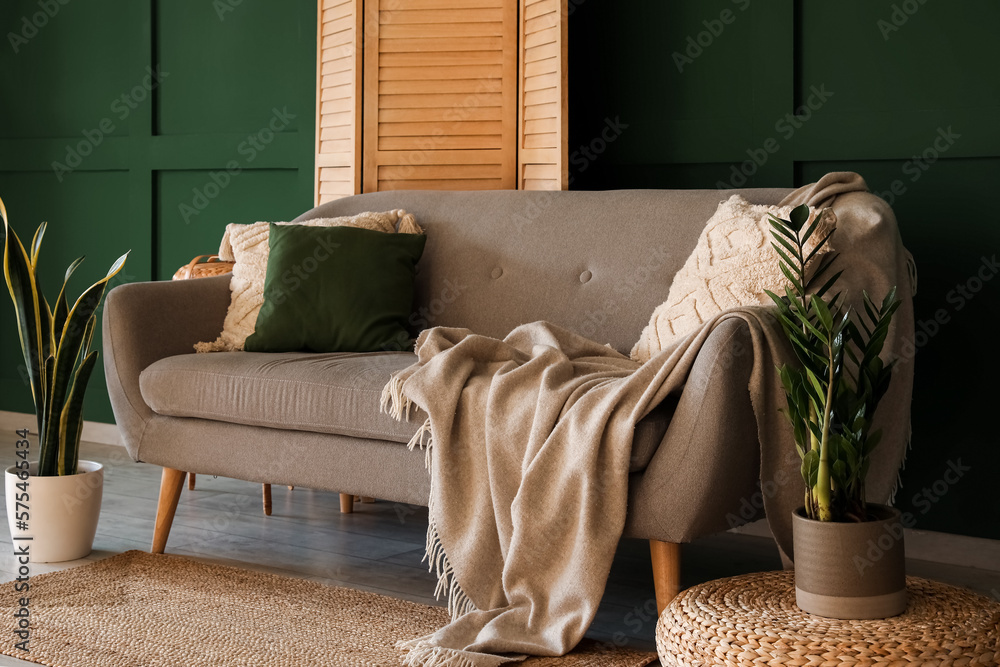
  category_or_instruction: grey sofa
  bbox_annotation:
[102,187,855,611]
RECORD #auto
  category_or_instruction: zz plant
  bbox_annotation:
[2,196,129,476]
[765,205,899,523]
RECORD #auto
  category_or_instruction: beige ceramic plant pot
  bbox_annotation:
[5,461,103,563]
[792,504,907,619]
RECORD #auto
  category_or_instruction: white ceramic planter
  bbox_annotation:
[5,461,103,563]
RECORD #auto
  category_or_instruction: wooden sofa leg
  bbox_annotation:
[339,493,355,514]
[650,540,682,615]
[262,484,272,516]
[152,468,187,554]
[188,472,196,490]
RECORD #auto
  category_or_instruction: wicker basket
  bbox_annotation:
[172,254,234,280]
[656,571,1000,666]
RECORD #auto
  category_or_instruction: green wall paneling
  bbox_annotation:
[569,1,1000,539]
[156,1,310,136]
[0,170,139,424]
[156,168,305,281]
[0,0,132,139]
[0,0,316,425]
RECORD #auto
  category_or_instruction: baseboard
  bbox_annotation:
[0,410,122,447]
[731,519,1000,573]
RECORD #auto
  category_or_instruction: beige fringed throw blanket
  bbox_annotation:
[381,173,916,667]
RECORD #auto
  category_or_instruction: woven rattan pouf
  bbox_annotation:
[656,571,1000,666]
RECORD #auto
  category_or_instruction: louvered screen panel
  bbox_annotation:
[363,0,517,192]
[315,0,363,205]
[517,0,567,190]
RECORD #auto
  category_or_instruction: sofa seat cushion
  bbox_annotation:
[139,351,672,471]
[140,351,424,444]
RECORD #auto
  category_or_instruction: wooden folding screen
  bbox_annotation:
[314,0,566,204]
[518,0,568,190]
[362,0,518,192]
[315,0,363,204]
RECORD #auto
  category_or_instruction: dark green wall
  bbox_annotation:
[570,0,1000,540]
[0,0,317,423]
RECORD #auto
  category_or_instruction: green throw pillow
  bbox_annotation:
[245,224,426,353]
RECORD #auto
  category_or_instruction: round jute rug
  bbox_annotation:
[0,550,656,667]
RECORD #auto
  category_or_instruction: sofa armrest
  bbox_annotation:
[625,317,763,542]
[102,275,231,460]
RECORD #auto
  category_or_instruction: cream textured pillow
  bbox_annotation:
[630,195,836,363]
[195,210,423,352]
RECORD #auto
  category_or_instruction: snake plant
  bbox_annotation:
[1,196,129,476]
[765,205,899,523]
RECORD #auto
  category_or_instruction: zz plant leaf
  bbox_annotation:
[767,204,900,522]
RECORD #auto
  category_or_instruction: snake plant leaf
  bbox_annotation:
[53,256,85,342]
[2,209,46,429]
[75,316,97,378]
[29,221,46,269]
[37,354,57,475]
[789,204,811,231]
[41,250,130,476]
[38,289,53,364]
[58,350,98,476]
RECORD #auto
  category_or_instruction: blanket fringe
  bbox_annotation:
[397,639,512,667]
[381,371,478,629]
[381,372,414,422]
[887,421,913,506]
[425,511,476,620]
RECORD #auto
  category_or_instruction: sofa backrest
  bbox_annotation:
[295,188,793,354]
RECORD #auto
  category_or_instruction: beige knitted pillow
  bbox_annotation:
[195,210,423,353]
[630,195,836,363]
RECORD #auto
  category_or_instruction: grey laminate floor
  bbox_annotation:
[0,441,997,666]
